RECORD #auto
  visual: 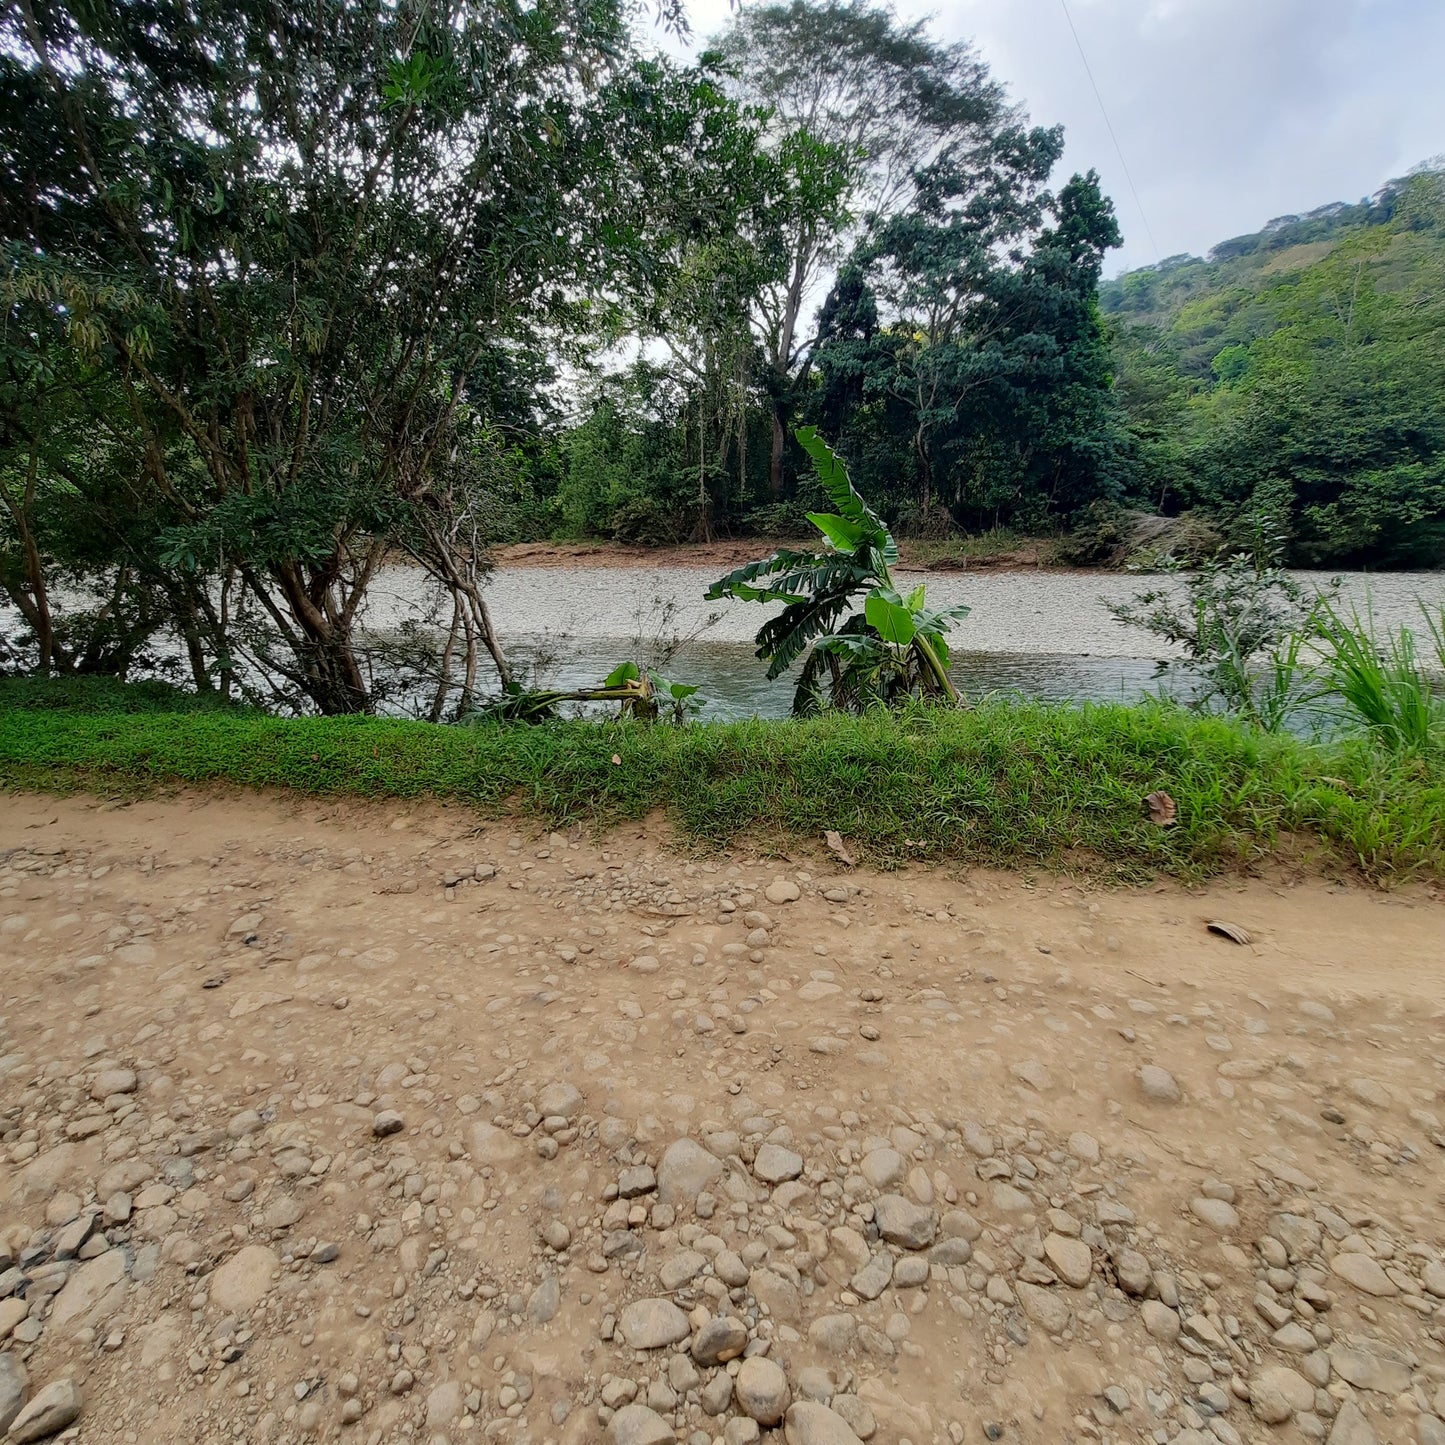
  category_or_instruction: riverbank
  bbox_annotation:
[0,789,1442,1445]
[490,535,1060,573]
[3,680,1443,883]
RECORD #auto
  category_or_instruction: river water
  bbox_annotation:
[361,565,1445,721]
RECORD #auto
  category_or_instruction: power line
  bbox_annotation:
[1058,0,1161,263]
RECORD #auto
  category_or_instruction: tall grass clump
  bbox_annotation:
[1318,603,1445,752]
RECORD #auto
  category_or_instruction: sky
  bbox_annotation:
[660,0,1445,275]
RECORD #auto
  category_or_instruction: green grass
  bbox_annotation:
[1,677,1442,883]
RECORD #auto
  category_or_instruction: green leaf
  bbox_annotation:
[794,426,896,564]
[865,590,916,645]
[806,512,865,553]
[602,661,640,687]
[904,583,926,611]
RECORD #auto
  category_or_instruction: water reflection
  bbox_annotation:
[497,635,1192,722]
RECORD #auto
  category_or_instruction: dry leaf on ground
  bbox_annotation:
[1144,790,1177,826]
[824,830,856,867]
[1207,919,1252,945]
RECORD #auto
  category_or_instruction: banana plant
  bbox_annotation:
[468,660,700,725]
[706,428,970,715]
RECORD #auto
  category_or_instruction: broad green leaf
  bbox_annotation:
[865,590,916,645]
[806,512,865,554]
[905,583,926,611]
[602,660,640,687]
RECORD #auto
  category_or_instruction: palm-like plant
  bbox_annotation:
[707,428,970,714]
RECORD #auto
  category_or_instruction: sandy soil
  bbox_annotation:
[487,542,1056,574]
[0,790,1442,1445]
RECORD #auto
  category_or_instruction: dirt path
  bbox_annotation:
[0,790,1442,1445]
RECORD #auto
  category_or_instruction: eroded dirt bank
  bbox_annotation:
[0,791,1442,1445]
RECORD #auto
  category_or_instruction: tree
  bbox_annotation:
[1,0,759,711]
[713,0,1012,496]
[811,144,1128,529]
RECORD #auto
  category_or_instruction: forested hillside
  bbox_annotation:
[1103,165,1445,567]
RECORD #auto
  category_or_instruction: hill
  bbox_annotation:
[1100,164,1445,566]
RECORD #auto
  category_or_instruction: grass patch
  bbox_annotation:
[1,677,1441,883]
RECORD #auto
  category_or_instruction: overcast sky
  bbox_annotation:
[661,0,1445,275]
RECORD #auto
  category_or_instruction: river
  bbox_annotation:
[361,564,1445,720]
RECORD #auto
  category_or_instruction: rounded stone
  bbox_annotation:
[618,1298,690,1349]
[735,1356,790,1427]
[784,1401,864,1445]
[1189,1196,1240,1233]
[1137,1065,1181,1103]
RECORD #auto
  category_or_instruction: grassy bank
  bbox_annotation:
[2,679,1441,883]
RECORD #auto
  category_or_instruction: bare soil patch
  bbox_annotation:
[0,790,1442,1445]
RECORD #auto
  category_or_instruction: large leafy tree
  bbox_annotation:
[1,0,755,711]
[713,0,1011,496]
[812,135,1127,529]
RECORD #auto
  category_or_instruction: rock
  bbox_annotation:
[1113,1248,1151,1296]
[48,1247,127,1331]
[528,1275,561,1324]
[208,1245,279,1315]
[658,1250,705,1291]
[764,880,801,904]
[607,1404,675,1445]
[1016,1281,1071,1333]
[1328,1345,1411,1394]
[468,1121,523,1165]
[700,1373,733,1415]
[1137,1065,1181,1103]
[7,1378,82,1443]
[1250,1366,1313,1424]
[618,1298,690,1350]
[872,1194,935,1249]
[372,1110,404,1137]
[830,1396,875,1442]
[1424,1261,1445,1298]
[656,1139,724,1207]
[849,1254,892,1301]
[785,1402,864,1445]
[1347,1078,1391,1109]
[90,1068,137,1100]
[1009,1059,1054,1092]
[692,1315,748,1365]
[1326,1401,1378,1445]
[537,1082,582,1117]
[1140,1301,1181,1343]
[618,1165,657,1198]
[735,1357,790,1426]
[808,1314,858,1355]
[859,1149,905,1189]
[427,1381,464,1429]
[725,1420,761,1445]
[1417,1417,1445,1445]
[0,1355,27,1435]
[1330,1253,1397,1297]
[753,1143,803,1184]
[1043,1233,1092,1287]
[1189,1196,1239,1232]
